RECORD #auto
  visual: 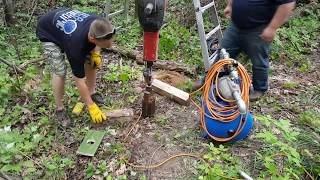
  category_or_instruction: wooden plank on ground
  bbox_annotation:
[105,108,134,118]
[151,79,190,105]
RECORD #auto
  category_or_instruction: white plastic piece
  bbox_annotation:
[218,77,235,100]
[109,9,124,17]
[239,170,253,180]
[233,90,247,114]
[218,76,247,114]
[220,48,230,59]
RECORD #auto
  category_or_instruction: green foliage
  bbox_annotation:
[114,18,202,66]
[254,115,304,178]
[0,73,14,106]
[43,155,75,178]
[271,8,320,71]
[0,122,47,176]
[116,21,142,50]
[85,162,95,178]
[178,79,193,92]
[0,26,41,64]
[198,144,242,179]
[159,20,202,65]
[282,81,298,89]
[299,110,320,129]
[104,63,141,83]
[0,105,23,126]
[154,115,168,126]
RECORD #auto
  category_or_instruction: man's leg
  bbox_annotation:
[52,74,65,110]
[242,29,271,94]
[43,42,67,108]
[43,42,70,126]
[221,23,241,59]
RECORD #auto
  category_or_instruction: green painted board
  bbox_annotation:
[77,130,106,157]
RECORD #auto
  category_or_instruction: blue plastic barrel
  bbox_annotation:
[200,84,254,142]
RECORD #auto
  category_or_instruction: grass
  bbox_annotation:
[283,81,298,89]
[299,110,320,129]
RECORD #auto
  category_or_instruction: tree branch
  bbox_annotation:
[104,47,198,76]
[19,57,45,69]
[0,57,25,74]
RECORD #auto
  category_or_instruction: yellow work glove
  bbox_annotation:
[90,51,102,68]
[88,103,107,123]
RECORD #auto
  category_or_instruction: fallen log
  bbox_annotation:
[105,47,198,76]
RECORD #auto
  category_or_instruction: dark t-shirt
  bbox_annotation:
[232,0,295,29]
[36,8,100,78]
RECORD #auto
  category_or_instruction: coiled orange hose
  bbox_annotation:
[191,58,251,142]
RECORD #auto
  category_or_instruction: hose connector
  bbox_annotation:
[220,48,230,59]
[232,90,247,114]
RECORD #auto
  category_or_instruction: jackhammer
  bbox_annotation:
[136,0,165,118]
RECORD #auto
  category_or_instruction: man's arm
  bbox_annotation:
[74,77,94,107]
[224,0,233,18]
[74,76,106,123]
[260,2,296,42]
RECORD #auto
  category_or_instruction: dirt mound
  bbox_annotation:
[154,70,189,87]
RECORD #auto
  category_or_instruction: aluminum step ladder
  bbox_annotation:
[193,0,223,72]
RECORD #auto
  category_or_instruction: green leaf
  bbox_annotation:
[264,161,277,175]
[1,164,22,173]
[85,162,95,179]
[119,72,130,83]
[256,131,278,144]
[255,115,273,127]
[22,160,34,168]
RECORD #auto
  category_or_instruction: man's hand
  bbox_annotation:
[90,51,102,68]
[224,5,232,18]
[261,2,295,42]
[88,103,107,123]
[260,26,277,42]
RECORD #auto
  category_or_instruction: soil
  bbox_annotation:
[82,41,319,179]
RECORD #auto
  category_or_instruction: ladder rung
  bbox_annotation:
[205,25,221,40]
[108,9,124,17]
[209,51,218,61]
[200,1,215,13]
[209,51,218,64]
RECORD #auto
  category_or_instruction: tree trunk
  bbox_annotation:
[2,0,15,26]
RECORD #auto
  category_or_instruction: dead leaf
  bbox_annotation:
[115,163,126,176]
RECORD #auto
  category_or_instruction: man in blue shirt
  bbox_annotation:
[222,0,295,100]
[37,8,116,126]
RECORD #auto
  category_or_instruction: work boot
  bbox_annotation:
[191,77,205,91]
[249,89,265,101]
[54,109,71,128]
[91,92,105,105]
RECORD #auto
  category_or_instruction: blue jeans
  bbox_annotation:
[221,23,271,92]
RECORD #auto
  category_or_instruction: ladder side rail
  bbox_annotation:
[193,0,211,72]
